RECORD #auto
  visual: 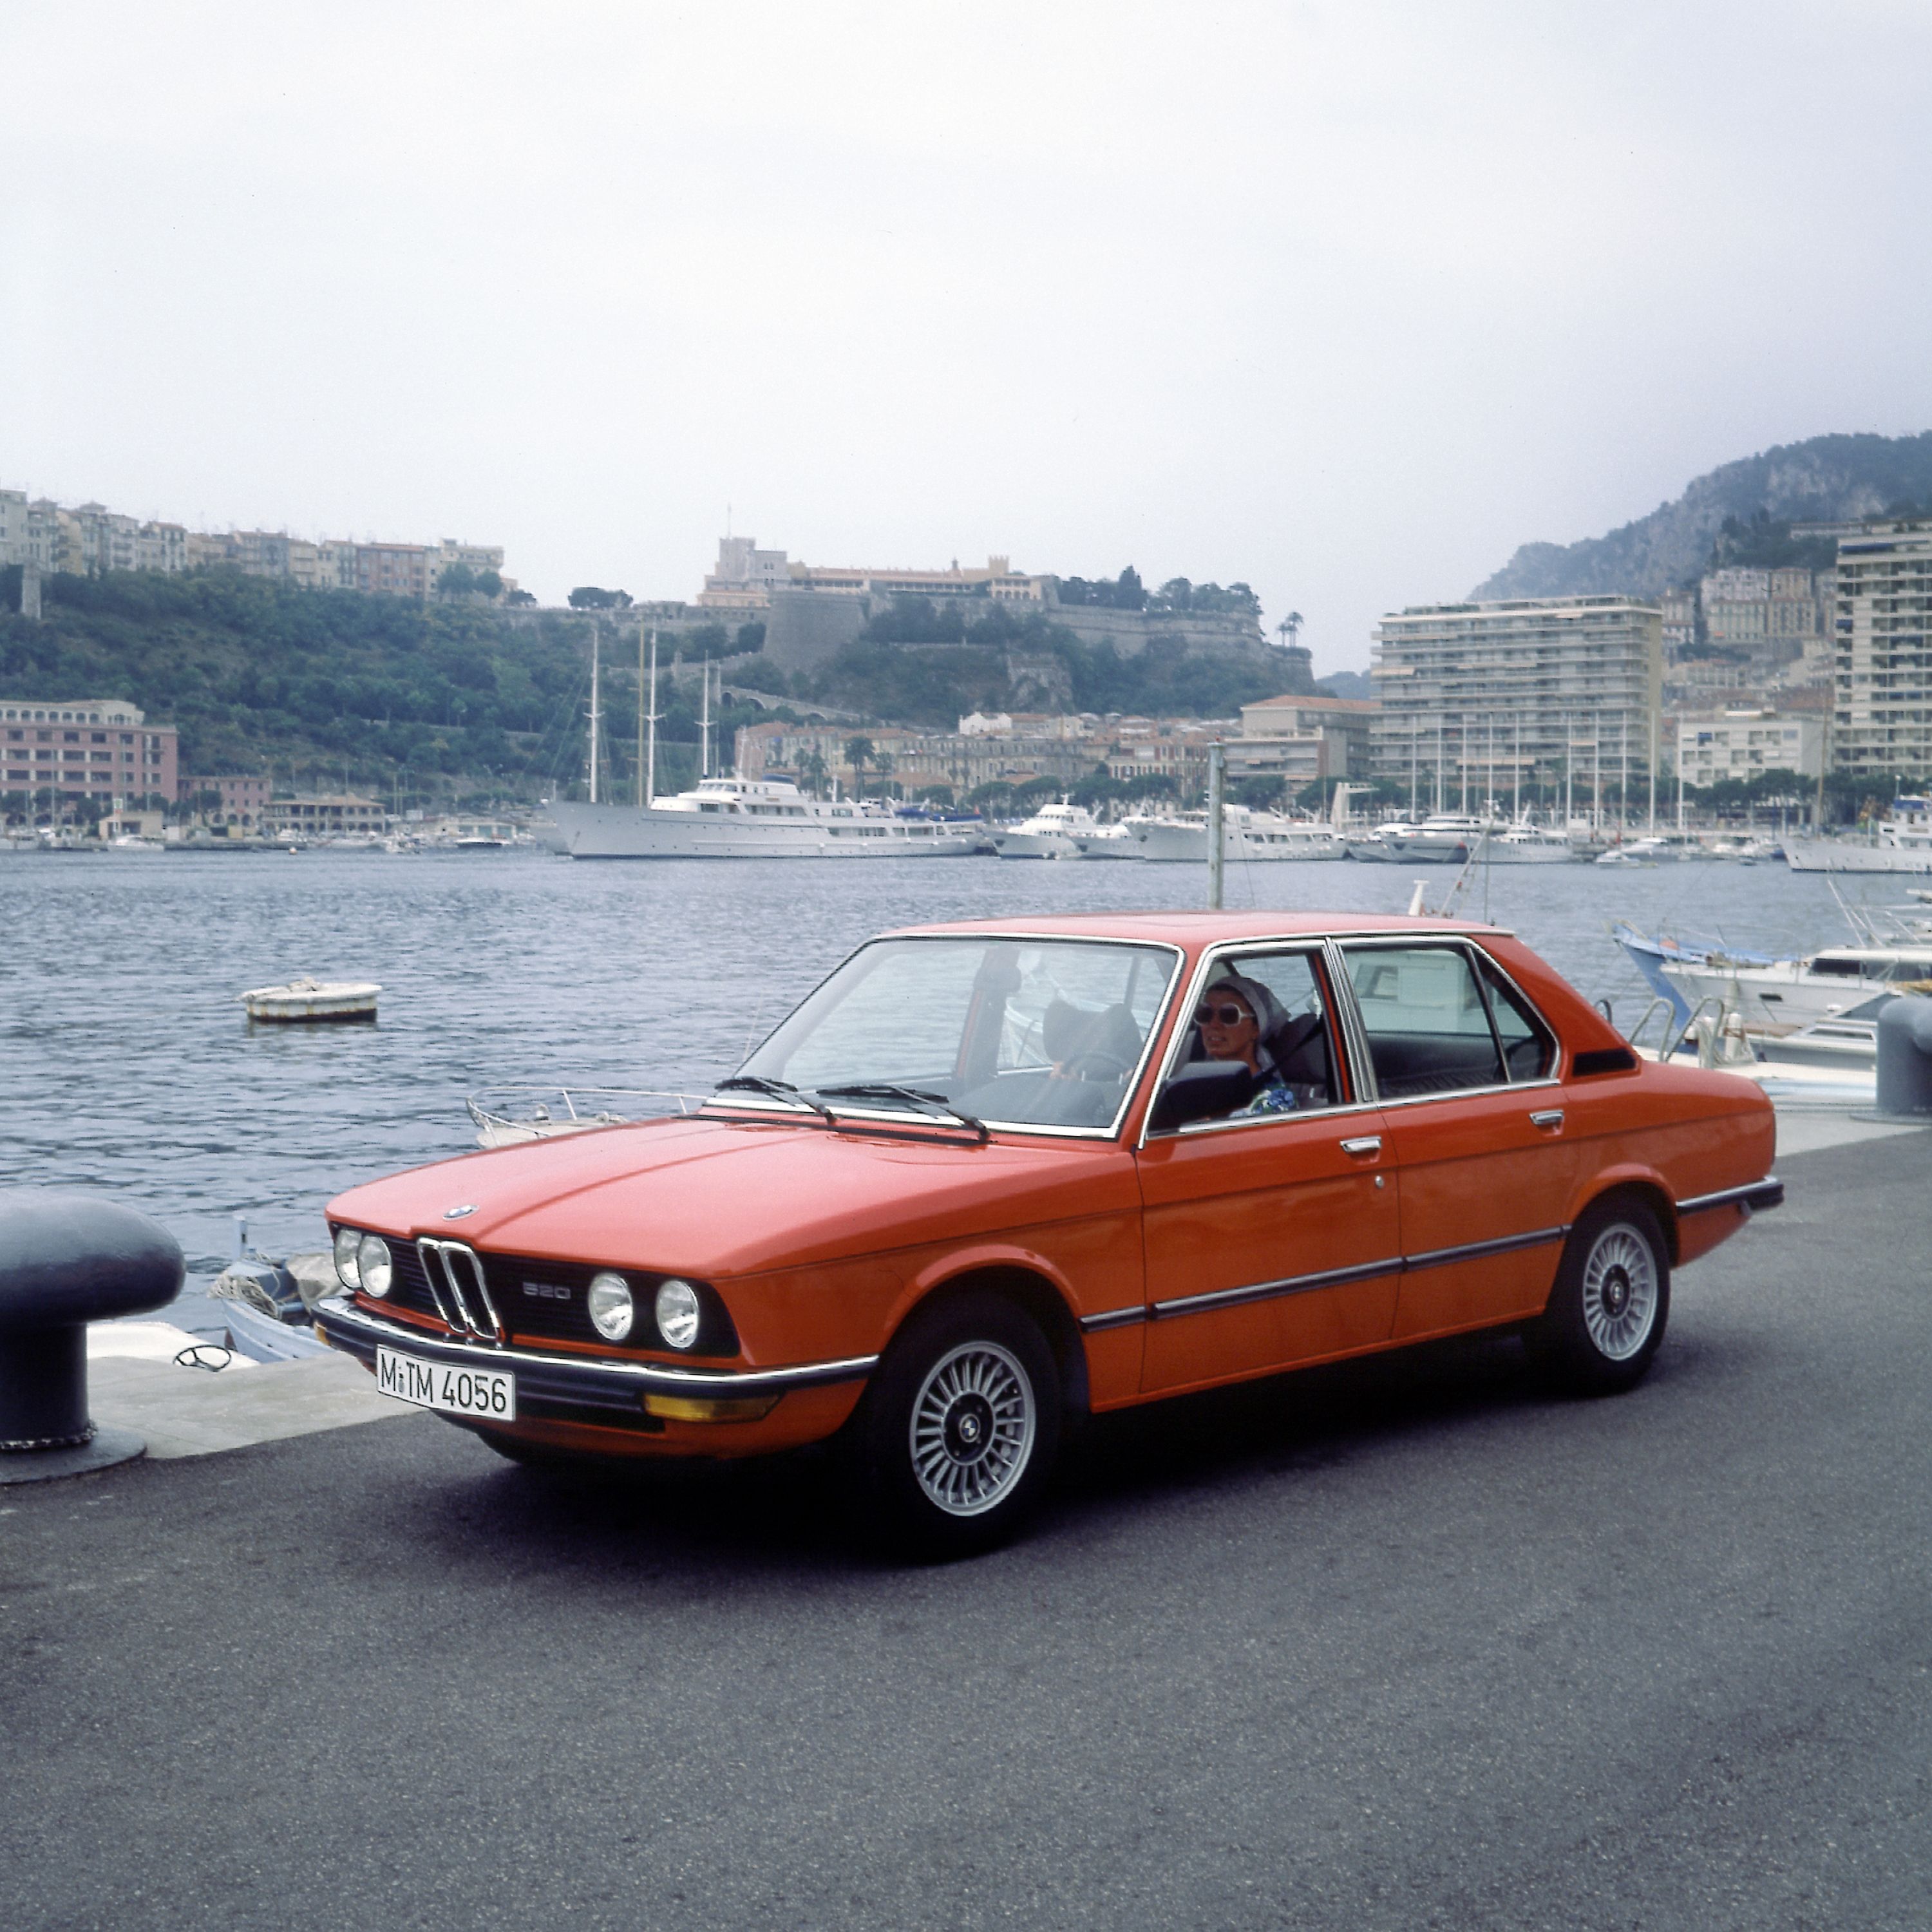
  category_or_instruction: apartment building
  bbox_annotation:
[1827,518,1932,779]
[1370,596,1662,804]
[1677,708,1823,786]
[0,697,178,803]
[1,486,509,601]
[701,536,1049,611]
[180,773,271,829]
[1224,694,1376,790]
[262,795,386,837]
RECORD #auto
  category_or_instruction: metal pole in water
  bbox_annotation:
[645,630,658,808]
[1207,742,1226,910]
[588,620,600,806]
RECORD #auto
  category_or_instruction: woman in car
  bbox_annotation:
[1193,971,1302,1115]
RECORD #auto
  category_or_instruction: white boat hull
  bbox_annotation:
[994,831,1088,859]
[239,981,381,1023]
[550,800,980,858]
[1129,820,1349,862]
[1786,838,1932,874]
[1482,840,1577,864]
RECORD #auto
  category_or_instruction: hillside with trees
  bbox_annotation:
[1473,430,1932,599]
[0,567,745,804]
[0,564,1307,803]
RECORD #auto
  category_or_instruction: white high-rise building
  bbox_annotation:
[1370,596,1662,811]
[1829,518,1932,780]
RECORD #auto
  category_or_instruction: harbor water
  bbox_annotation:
[0,847,1886,1273]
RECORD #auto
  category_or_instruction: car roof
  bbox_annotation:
[884,911,1510,944]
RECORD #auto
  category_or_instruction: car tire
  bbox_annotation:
[1527,1195,1671,1395]
[854,1291,1061,1559]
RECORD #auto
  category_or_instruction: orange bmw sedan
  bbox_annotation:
[317,913,1780,1555]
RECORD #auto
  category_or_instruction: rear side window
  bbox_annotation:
[1475,955,1557,1081]
[1343,945,1504,1098]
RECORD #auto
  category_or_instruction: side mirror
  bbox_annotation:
[1146,1059,1255,1134]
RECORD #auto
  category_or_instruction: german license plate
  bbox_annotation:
[375,1346,515,1421]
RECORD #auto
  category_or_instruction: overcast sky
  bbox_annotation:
[5,2,1929,670]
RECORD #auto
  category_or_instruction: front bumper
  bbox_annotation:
[314,1294,877,1429]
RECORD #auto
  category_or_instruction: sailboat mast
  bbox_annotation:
[645,630,658,808]
[700,660,712,779]
[636,625,645,810]
[588,620,600,806]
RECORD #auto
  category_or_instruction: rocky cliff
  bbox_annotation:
[1472,430,1932,600]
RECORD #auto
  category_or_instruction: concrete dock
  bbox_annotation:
[4,1126,1927,1931]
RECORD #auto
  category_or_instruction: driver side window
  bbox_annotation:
[1160,949,1345,1127]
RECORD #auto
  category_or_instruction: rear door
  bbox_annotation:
[1137,945,1403,1394]
[1334,940,1575,1340]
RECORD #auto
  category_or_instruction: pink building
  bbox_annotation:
[0,697,177,806]
[180,773,270,829]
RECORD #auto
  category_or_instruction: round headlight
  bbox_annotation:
[332,1226,362,1289]
[655,1279,701,1352]
[357,1233,393,1298]
[587,1271,635,1341]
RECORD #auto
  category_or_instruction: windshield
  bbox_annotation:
[728,936,1178,1132]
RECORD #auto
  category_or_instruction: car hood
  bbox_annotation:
[327,1113,1137,1278]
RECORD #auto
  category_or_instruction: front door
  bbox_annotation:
[1337,941,1576,1340]
[1137,947,1404,1395]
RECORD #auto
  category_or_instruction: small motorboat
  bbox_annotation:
[238,976,381,1023]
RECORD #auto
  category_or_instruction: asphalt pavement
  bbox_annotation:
[4,1132,1927,1931]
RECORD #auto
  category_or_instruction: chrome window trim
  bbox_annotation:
[1322,936,1380,1104]
[1137,938,1358,1147]
[1466,942,1563,1084]
[710,931,1187,1144]
[319,1294,877,1392]
[1330,936,1564,1108]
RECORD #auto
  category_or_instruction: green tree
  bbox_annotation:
[844,735,875,791]
[436,563,477,598]
[568,585,632,610]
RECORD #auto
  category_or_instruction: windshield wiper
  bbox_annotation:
[713,1074,837,1124]
[813,1084,989,1141]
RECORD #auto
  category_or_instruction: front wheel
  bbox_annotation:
[1528,1196,1671,1394]
[855,1293,1061,1558]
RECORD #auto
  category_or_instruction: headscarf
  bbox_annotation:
[1201,968,1293,1077]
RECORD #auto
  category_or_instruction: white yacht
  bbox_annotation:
[1127,807,1347,863]
[1070,821,1141,859]
[1614,920,1932,1029]
[1484,822,1577,865]
[1787,797,1932,874]
[1378,815,1485,863]
[549,777,981,859]
[993,801,1102,860]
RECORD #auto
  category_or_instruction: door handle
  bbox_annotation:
[1530,1109,1565,1132]
[1339,1135,1382,1157]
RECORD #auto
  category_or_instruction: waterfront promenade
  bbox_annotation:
[5,1127,1927,1931]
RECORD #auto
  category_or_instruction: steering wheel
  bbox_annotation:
[1056,1048,1133,1084]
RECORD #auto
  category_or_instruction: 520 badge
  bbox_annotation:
[375,1346,516,1421]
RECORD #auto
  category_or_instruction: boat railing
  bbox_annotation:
[466,1086,710,1147]
[1625,994,1735,1065]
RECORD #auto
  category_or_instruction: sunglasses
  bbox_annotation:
[1195,1001,1254,1027]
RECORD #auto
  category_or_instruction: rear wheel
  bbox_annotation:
[1528,1196,1671,1394]
[855,1292,1061,1558]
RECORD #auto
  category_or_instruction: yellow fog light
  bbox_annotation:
[642,1392,780,1423]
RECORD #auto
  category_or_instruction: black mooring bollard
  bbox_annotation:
[0,1189,185,1484]
[1873,994,1932,1121]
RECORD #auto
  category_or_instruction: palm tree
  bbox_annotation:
[844,735,875,794]
[1276,612,1304,652]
